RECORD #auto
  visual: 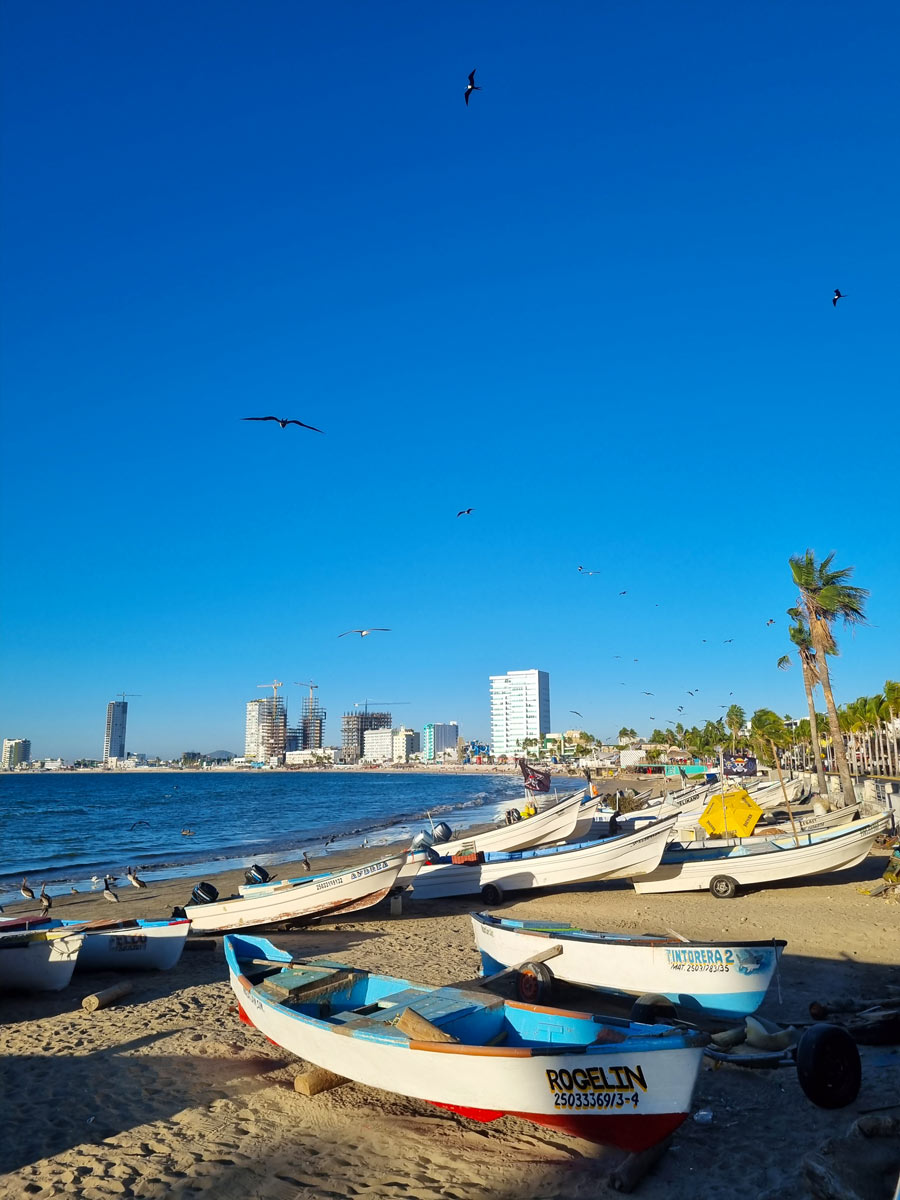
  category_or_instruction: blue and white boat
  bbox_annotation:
[225,933,707,1153]
[471,912,786,1020]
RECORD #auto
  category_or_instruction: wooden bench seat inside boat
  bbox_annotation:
[330,985,499,1035]
[258,963,363,1004]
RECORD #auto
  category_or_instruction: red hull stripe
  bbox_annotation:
[427,1101,686,1152]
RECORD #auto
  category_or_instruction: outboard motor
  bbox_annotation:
[244,864,272,886]
[411,829,435,851]
[424,847,443,864]
[191,881,219,905]
[432,822,453,844]
[171,906,187,920]
[504,808,523,825]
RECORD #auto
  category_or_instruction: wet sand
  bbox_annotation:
[1,841,897,1200]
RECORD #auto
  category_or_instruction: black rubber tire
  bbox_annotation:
[480,882,504,906]
[796,1023,861,1109]
[709,874,738,899]
[516,961,554,1004]
[631,992,678,1025]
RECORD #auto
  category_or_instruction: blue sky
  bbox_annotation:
[2,0,898,759]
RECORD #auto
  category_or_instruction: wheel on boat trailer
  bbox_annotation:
[709,874,738,899]
[630,993,678,1025]
[796,1023,861,1109]
[516,961,553,1004]
[480,882,504,906]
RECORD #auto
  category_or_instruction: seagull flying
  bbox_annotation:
[464,68,481,106]
[338,628,391,638]
[242,416,324,433]
[723,638,733,643]
[642,691,654,696]
[832,289,845,307]
[766,619,775,626]
[618,590,627,596]
[578,566,599,575]
[456,508,473,517]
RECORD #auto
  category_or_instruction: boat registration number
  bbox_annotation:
[552,1090,640,1109]
[669,960,730,973]
[546,1064,646,1110]
[111,935,147,952]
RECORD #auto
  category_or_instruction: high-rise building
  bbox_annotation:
[300,690,326,751]
[2,738,31,769]
[104,701,128,762]
[422,722,459,761]
[245,697,287,763]
[489,669,550,758]
[342,710,392,763]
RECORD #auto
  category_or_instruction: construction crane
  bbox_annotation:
[293,681,318,705]
[354,700,409,715]
[116,692,141,704]
[257,680,284,702]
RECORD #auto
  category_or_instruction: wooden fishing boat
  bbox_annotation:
[182,851,410,933]
[0,915,191,971]
[415,789,588,859]
[410,815,677,903]
[471,912,787,1020]
[224,933,708,1152]
[632,812,891,897]
[0,927,84,992]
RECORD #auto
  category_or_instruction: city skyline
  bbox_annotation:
[1,3,897,764]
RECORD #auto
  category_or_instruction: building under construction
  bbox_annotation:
[341,710,391,763]
[300,690,327,750]
[245,697,287,763]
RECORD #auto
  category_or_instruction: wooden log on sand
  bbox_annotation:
[393,1007,459,1043]
[294,1067,348,1096]
[608,1135,673,1193]
[82,982,133,1013]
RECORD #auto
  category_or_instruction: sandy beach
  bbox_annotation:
[1,840,897,1200]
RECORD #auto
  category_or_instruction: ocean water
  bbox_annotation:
[0,770,570,905]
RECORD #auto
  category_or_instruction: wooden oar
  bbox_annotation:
[463,944,564,989]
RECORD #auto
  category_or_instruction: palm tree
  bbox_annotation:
[725,704,745,754]
[885,680,900,776]
[750,709,799,842]
[777,610,828,797]
[789,550,869,802]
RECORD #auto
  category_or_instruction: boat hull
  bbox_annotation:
[185,854,406,933]
[225,935,706,1153]
[67,919,191,971]
[434,790,587,857]
[0,931,84,992]
[411,816,677,901]
[471,913,785,1020]
[633,814,889,895]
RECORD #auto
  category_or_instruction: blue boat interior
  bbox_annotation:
[228,934,689,1051]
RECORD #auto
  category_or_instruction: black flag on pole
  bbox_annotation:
[517,758,551,793]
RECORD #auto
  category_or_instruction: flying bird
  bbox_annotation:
[20,878,35,901]
[464,68,481,106]
[242,416,324,433]
[642,691,654,696]
[832,289,845,307]
[569,710,584,718]
[766,619,775,626]
[338,628,391,638]
[130,820,150,831]
[612,655,622,659]
[687,690,695,696]
[677,706,684,713]
[456,508,473,517]
[618,590,627,596]
[723,638,733,643]
[578,566,599,575]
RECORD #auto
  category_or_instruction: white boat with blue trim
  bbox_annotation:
[0,915,190,971]
[224,932,708,1152]
[471,912,786,1020]
[0,926,84,992]
[410,814,678,903]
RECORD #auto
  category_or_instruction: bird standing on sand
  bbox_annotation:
[126,867,147,889]
[70,886,78,895]
[832,289,845,307]
[464,68,480,106]
[20,878,35,901]
[456,508,473,518]
[39,884,52,914]
[302,852,311,871]
[338,628,391,638]
[242,416,324,433]
[102,876,119,903]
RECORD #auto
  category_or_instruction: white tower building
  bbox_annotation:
[489,669,550,758]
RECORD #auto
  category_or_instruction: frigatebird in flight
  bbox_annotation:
[570,710,584,718]
[464,68,481,106]
[242,416,324,433]
[457,508,473,517]
[832,289,845,307]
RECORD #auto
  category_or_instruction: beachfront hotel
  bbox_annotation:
[1,737,31,769]
[103,701,128,763]
[489,669,550,758]
[245,696,287,763]
[422,722,459,761]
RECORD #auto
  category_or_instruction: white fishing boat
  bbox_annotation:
[0,915,190,971]
[225,932,708,1152]
[470,912,787,1020]
[413,789,588,859]
[239,849,428,897]
[411,815,678,903]
[0,927,84,992]
[632,812,891,897]
[181,852,411,933]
